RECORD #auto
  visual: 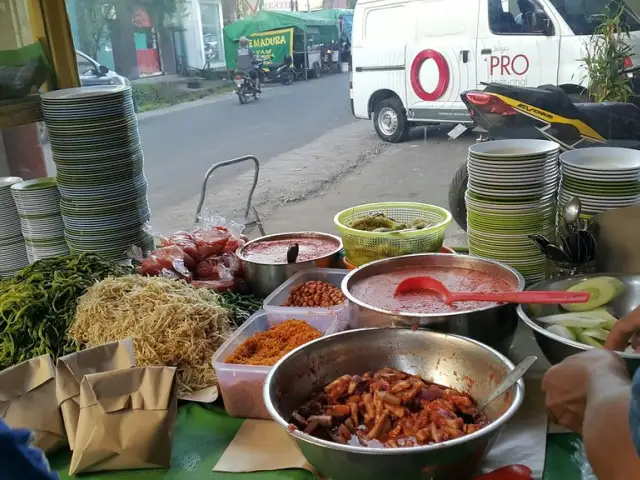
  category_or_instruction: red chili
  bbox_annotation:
[475,465,533,480]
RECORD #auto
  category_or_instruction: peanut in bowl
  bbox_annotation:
[263,328,524,480]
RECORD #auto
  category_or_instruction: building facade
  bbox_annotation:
[183,0,231,71]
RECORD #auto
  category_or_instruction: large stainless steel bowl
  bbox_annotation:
[517,274,640,374]
[237,232,342,297]
[341,254,525,354]
[264,328,524,480]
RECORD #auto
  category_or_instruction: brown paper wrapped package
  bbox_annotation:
[69,366,178,475]
[0,354,66,452]
[56,339,136,450]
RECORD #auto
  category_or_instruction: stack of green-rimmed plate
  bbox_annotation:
[466,139,560,284]
[559,147,640,219]
[10,178,69,263]
[0,177,29,277]
[41,85,153,261]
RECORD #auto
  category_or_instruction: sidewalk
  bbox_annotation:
[131,74,232,112]
[261,126,474,248]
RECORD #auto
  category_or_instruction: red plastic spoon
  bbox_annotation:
[393,276,589,305]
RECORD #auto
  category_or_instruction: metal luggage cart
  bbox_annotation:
[194,155,266,236]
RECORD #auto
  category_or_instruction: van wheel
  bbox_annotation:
[373,98,409,143]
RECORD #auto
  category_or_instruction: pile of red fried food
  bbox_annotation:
[290,367,486,448]
[137,226,249,292]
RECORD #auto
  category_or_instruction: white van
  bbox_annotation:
[350,0,640,142]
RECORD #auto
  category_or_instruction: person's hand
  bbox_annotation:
[541,349,627,433]
[604,306,640,351]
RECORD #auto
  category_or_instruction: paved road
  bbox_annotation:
[45,74,355,215]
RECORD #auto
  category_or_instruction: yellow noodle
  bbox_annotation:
[70,275,232,396]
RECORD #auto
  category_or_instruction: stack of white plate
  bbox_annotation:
[41,86,153,261]
[559,147,640,219]
[466,139,560,284]
[10,178,69,263]
[0,177,29,277]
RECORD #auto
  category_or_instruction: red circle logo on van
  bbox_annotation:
[410,50,449,101]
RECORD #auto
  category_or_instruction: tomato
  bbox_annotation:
[475,465,532,480]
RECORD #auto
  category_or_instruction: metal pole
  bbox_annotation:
[303,30,308,80]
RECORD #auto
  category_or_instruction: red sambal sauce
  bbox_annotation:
[351,266,515,314]
[240,238,339,264]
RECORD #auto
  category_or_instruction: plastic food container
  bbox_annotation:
[212,309,339,419]
[263,268,353,329]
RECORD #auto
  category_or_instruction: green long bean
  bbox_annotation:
[0,253,131,368]
[218,292,263,327]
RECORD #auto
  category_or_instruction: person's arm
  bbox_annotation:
[0,421,58,479]
[582,368,640,480]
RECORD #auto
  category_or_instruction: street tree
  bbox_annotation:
[76,0,118,59]
[76,0,186,60]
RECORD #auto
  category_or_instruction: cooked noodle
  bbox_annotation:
[70,275,232,396]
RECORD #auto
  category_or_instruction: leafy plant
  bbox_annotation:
[76,1,117,60]
[75,0,187,61]
[581,7,635,103]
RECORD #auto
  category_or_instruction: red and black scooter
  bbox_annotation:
[448,67,640,231]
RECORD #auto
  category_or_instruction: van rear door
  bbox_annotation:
[404,0,479,124]
[476,0,561,89]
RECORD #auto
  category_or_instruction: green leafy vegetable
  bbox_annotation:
[218,292,263,327]
[0,253,131,368]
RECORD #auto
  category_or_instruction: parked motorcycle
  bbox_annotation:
[235,71,260,104]
[257,55,295,85]
[448,68,640,231]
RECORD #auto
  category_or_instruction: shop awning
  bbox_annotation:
[223,9,350,69]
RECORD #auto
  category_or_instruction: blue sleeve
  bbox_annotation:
[629,368,640,456]
[0,419,59,480]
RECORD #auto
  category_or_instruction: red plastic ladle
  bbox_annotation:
[393,276,589,305]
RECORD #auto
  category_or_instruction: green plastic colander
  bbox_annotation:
[334,202,452,267]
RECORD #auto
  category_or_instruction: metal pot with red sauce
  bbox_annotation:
[241,237,339,264]
[237,232,343,298]
[350,265,516,315]
[341,255,525,352]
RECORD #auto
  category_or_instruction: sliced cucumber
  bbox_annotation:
[581,328,610,342]
[593,308,618,330]
[562,276,625,312]
[537,310,617,329]
[576,331,604,348]
[545,324,576,341]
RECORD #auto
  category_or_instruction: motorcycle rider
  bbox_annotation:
[236,36,260,92]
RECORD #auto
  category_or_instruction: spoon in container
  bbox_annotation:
[563,196,582,232]
[287,244,299,264]
[393,276,589,305]
[475,356,537,414]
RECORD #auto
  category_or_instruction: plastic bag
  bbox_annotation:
[197,210,245,237]
[193,227,231,259]
[154,245,196,272]
[163,230,201,261]
[130,215,248,292]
